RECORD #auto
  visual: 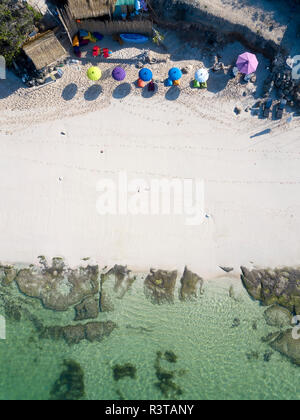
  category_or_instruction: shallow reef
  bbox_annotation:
[113,363,137,381]
[50,360,85,401]
[154,350,183,398]
[144,269,178,304]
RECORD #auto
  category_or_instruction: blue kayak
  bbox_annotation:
[120,33,149,43]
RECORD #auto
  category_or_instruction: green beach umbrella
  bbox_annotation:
[87,66,102,81]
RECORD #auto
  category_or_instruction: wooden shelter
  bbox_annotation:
[67,0,117,19]
[22,29,66,70]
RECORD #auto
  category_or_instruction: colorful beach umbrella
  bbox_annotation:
[236,52,258,75]
[112,66,126,81]
[139,68,153,82]
[87,66,102,81]
[195,68,209,83]
[168,67,182,81]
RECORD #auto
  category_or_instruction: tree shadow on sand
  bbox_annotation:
[62,83,78,101]
[84,84,103,101]
[165,86,181,101]
[112,83,132,99]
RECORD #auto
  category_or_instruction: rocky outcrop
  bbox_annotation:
[101,265,136,299]
[264,305,292,328]
[179,267,203,301]
[0,265,17,286]
[75,297,99,321]
[144,269,178,304]
[269,329,300,366]
[241,266,300,313]
[16,257,99,311]
[40,321,117,345]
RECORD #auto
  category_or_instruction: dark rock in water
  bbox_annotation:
[144,269,178,304]
[252,321,258,331]
[165,351,177,363]
[246,351,260,361]
[241,266,300,313]
[75,297,99,321]
[232,318,240,328]
[16,257,99,311]
[63,325,86,345]
[220,266,234,273]
[4,301,21,322]
[264,305,292,328]
[40,321,117,345]
[50,360,85,401]
[0,266,17,286]
[264,351,273,362]
[113,363,137,381]
[85,321,117,343]
[154,351,183,398]
[179,267,203,301]
[270,329,300,366]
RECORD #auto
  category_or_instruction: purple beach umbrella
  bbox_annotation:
[112,66,126,81]
[236,52,258,75]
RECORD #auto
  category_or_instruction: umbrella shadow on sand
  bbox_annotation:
[141,83,158,99]
[206,72,230,94]
[84,84,103,101]
[165,86,181,101]
[62,83,78,101]
[113,83,132,99]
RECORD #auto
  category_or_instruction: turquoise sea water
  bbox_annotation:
[0,277,300,400]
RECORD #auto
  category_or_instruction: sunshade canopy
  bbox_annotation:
[139,68,153,82]
[112,66,126,81]
[168,67,182,81]
[87,66,102,81]
[236,52,258,75]
[195,68,209,83]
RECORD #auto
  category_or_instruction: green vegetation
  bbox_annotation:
[0,0,42,65]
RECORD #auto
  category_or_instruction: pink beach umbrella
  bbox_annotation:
[236,52,258,75]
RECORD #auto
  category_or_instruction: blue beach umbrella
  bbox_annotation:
[168,67,182,81]
[139,68,153,82]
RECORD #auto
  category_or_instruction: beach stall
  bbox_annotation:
[57,0,153,45]
[22,29,66,71]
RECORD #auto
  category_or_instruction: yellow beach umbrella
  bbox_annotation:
[87,66,102,81]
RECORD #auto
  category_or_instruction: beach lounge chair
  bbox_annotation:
[263,98,273,118]
[276,99,287,120]
[200,82,207,89]
[193,80,201,88]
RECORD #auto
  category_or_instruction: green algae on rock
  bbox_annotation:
[50,360,85,401]
[241,266,300,313]
[144,269,178,304]
[16,257,99,311]
[179,267,203,301]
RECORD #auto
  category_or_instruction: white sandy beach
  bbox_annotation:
[0,34,300,278]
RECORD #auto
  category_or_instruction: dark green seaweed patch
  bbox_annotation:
[113,363,137,381]
[154,351,183,398]
[50,360,85,401]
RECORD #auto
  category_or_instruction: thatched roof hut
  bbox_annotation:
[67,0,118,19]
[23,30,66,70]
